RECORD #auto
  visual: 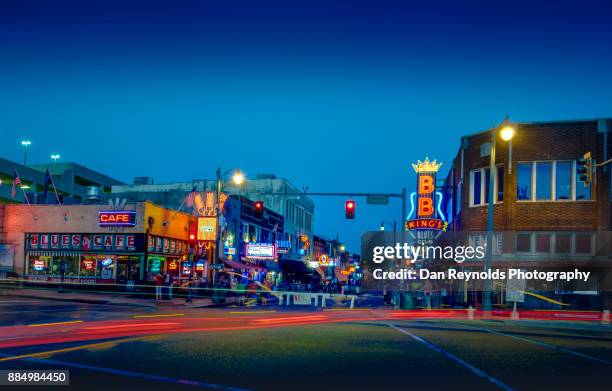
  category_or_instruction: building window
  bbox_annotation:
[517,163,532,200]
[575,175,591,200]
[469,166,503,206]
[535,233,551,253]
[555,233,571,253]
[575,233,592,253]
[471,170,481,205]
[535,162,552,200]
[517,161,592,202]
[516,233,532,252]
[555,161,572,200]
[515,232,594,255]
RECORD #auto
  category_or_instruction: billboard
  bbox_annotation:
[197,217,217,241]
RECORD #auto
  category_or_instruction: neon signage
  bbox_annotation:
[406,157,447,232]
[99,210,137,227]
[246,243,276,259]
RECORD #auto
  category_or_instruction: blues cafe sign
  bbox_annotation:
[405,157,448,232]
[26,233,144,252]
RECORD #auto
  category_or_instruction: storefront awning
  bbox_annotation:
[223,259,267,272]
[282,259,310,274]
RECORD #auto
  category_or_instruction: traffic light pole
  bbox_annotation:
[258,190,407,230]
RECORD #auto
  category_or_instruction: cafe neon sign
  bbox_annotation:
[406,157,447,232]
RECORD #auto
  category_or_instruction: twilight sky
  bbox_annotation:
[1,0,611,251]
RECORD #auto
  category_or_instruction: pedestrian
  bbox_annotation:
[155,272,164,300]
[185,276,193,303]
[167,273,174,299]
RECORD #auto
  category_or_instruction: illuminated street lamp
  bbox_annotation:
[21,140,31,166]
[232,170,245,185]
[51,154,61,163]
[484,119,515,312]
[212,168,246,301]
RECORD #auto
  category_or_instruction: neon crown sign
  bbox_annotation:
[406,157,447,231]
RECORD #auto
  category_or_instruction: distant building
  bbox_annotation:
[0,158,124,204]
[112,174,315,261]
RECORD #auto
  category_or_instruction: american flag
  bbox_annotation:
[11,168,21,198]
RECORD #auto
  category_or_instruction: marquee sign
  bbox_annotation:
[98,210,137,227]
[246,243,276,259]
[406,157,448,232]
[197,217,217,241]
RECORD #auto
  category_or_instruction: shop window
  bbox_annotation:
[535,162,552,200]
[28,255,51,275]
[575,234,593,254]
[516,233,532,253]
[555,234,571,254]
[555,161,572,200]
[80,256,97,277]
[535,233,551,253]
[97,256,116,280]
[51,255,79,277]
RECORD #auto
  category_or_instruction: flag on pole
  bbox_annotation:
[12,169,21,198]
[43,169,52,202]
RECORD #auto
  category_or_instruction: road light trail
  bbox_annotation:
[386,322,514,391]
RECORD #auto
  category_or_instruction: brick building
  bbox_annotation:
[443,118,612,309]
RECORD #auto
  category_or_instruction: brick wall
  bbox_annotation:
[448,120,611,232]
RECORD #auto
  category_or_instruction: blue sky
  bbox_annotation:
[1,0,611,251]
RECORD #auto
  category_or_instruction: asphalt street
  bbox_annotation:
[0,296,610,391]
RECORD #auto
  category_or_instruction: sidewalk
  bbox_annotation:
[0,287,213,308]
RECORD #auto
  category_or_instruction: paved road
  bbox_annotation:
[0,296,610,390]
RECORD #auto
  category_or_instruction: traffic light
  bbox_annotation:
[577,152,593,186]
[254,200,264,218]
[345,199,355,219]
[188,220,198,243]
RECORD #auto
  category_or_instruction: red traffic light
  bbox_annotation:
[254,201,264,211]
[345,200,356,219]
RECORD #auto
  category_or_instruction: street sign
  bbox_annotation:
[366,195,389,205]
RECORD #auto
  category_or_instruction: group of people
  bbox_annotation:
[154,271,174,300]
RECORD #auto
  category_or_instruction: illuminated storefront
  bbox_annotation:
[25,233,144,284]
[3,202,196,287]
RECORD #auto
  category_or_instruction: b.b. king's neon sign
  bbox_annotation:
[406,157,447,232]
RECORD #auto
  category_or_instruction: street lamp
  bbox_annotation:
[212,168,246,299]
[21,140,31,166]
[51,154,61,163]
[484,119,515,312]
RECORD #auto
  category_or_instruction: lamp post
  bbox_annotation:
[380,221,400,307]
[484,120,515,312]
[212,168,245,300]
[51,154,61,163]
[21,140,31,166]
